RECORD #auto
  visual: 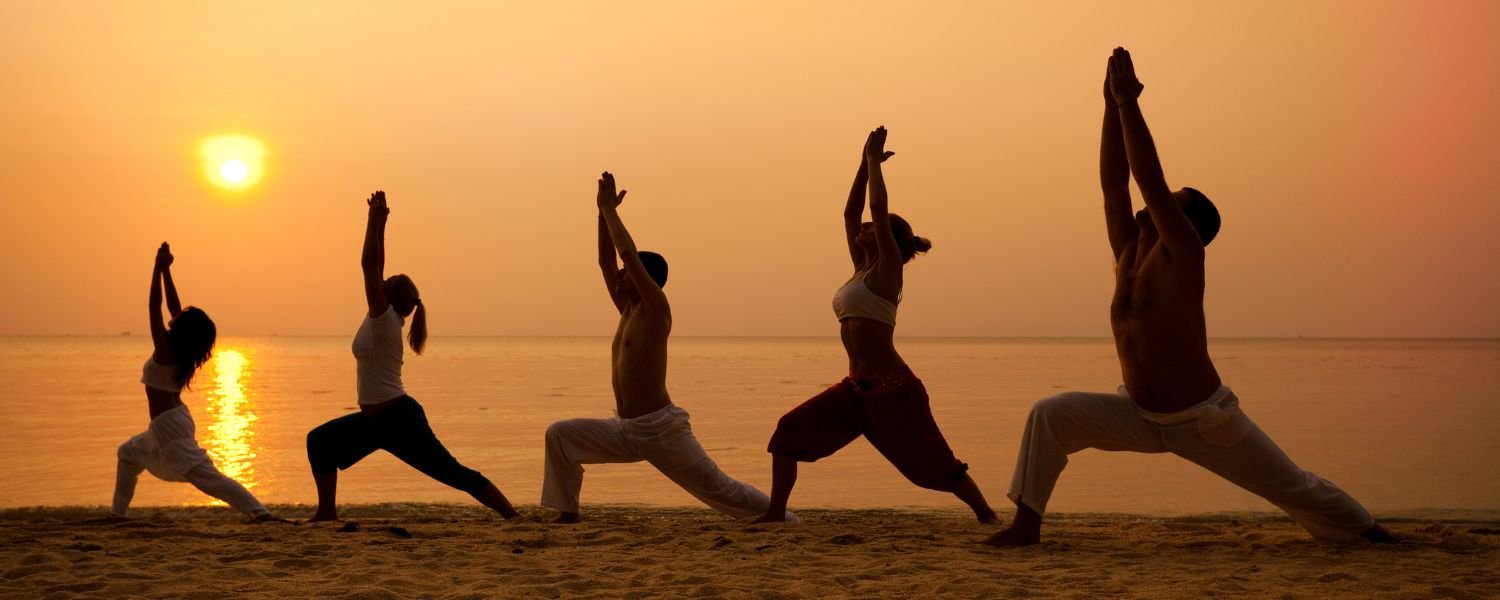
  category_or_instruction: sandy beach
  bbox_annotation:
[3,504,1497,599]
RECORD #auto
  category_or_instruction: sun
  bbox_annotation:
[200,135,266,190]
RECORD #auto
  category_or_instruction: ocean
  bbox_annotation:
[2,336,1496,516]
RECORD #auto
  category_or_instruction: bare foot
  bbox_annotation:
[751,512,786,524]
[250,514,298,525]
[981,523,1040,547]
[552,512,580,524]
[305,512,339,524]
[976,511,1002,526]
[104,515,131,524]
[1362,523,1399,544]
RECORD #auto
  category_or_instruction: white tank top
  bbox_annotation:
[141,357,183,393]
[832,274,899,326]
[353,307,406,405]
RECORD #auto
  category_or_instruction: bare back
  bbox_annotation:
[611,302,672,419]
[1110,231,1221,413]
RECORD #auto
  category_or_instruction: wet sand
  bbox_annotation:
[2,504,1497,599]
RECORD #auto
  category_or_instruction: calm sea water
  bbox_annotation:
[1,337,1496,515]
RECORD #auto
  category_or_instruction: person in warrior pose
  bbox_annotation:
[305,191,518,522]
[540,172,796,524]
[984,48,1395,546]
[754,128,998,524]
[112,242,279,522]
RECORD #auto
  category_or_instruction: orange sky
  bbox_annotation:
[2,1,1497,337]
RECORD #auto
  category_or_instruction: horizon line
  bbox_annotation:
[4,334,1498,342]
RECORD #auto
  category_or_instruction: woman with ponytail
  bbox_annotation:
[111,243,277,522]
[305,191,517,522]
[754,128,998,524]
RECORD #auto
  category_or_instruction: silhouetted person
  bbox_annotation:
[754,128,998,524]
[111,243,278,522]
[305,191,517,522]
[541,172,795,523]
[984,48,1395,546]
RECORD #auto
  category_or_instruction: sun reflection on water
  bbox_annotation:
[202,348,258,503]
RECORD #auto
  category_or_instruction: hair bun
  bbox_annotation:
[912,236,933,253]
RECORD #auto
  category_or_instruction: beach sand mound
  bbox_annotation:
[2,504,1497,599]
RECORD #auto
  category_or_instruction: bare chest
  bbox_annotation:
[1111,248,1201,327]
[611,310,667,364]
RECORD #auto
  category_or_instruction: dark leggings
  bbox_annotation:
[306,396,491,496]
[767,370,969,492]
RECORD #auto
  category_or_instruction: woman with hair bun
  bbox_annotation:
[304,191,517,522]
[755,128,997,524]
[111,242,277,522]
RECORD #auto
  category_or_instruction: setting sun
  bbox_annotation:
[199,135,265,190]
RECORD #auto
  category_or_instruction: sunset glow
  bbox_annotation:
[202,348,258,504]
[199,135,265,191]
[0,1,1495,338]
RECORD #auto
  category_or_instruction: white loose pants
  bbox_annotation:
[112,405,269,518]
[1008,386,1373,541]
[542,405,795,521]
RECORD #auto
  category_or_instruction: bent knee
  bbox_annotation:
[544,420,575,444]
[772,410,814,439]
[306,425,333,451]
[305,426,340,470]
[1031,391,1094,417]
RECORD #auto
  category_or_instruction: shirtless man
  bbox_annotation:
[984,48,1393,546]
[540,171,795,523]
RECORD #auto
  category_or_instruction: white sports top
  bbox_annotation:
[141,357,184,393]
[353,306,406,405]
[832,274,899,326]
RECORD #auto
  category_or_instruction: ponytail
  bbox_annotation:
[408,300,427,355]
[911,236,933,254]
[887,213,932,264]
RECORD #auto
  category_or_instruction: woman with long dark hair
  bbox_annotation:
[755,128,998,524]
[305,191,517,522]
[111,243,275,521]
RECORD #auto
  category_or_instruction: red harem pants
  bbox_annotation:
[766,368,969,491]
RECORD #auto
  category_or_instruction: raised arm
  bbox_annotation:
[843,157,870,267]
[361,191,391,318]
[595,172,668,312]
[148,244,170,361]
[1109,48,1203,257]
[597,204,627,313]
[159,244,183,318]
[862,127,904,287]
[1100,62,1137,260]
[844,147,895,268]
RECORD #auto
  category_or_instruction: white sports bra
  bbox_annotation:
[141,357,183,393]
[832,274,899,326]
